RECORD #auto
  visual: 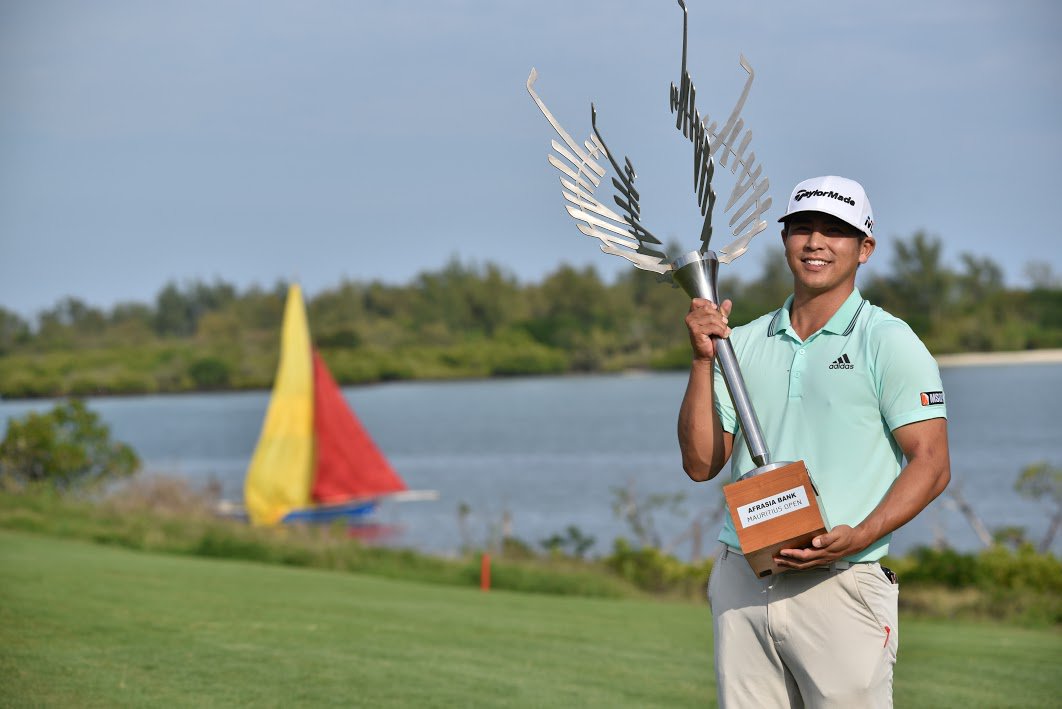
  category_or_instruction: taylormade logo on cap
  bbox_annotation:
[794,189,855,206]
[779,175,875,237]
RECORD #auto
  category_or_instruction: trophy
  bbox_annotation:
[528,0,826,576]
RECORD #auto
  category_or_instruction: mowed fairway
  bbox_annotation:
[1,531,1059,708]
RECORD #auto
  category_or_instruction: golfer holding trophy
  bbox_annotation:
[529,2,950,706]
[680,175,950,707]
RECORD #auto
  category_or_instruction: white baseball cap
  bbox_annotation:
[777,175,875,238]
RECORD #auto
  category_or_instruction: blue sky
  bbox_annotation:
[1,0,1059,318]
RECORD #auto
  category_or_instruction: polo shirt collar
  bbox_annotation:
[768,288,865,338]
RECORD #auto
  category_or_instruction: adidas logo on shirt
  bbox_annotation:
[829,354,854,370]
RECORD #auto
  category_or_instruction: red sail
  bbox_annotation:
[311,350,407,503]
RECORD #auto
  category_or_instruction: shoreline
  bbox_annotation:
[934,348,1062,369]
[2,350,1061,403]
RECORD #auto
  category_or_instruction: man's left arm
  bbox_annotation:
[776,417,950,568]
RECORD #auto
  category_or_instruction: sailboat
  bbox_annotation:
[243,284,436,526]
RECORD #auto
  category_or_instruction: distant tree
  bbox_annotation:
[526,264,632,360]
[362,280,409,320]
[0,307,30,354]
[613,268,688,351]
[154,282,196,336]
[187,357,231,389]
[991,526,1028,550]
[1015,461,1062,553]
[313,327,363,349]
[1024,261,1061,290]
[42,297,106,332]
[864,231,952,335]
[732,245,791,323]
[308,279,368,335]
[36,297,107,347]
[109,302,154,326]
[153,279,237,337]
[956,253,1004,305]
[0,400,140,491]
[540,525,597,559]
[3,238,1058,395]
[411,259,523,339]
[228,285,285,332]
[105,302,156,345]
[611,480,686,549]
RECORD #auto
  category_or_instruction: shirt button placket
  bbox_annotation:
[790,348,805,398]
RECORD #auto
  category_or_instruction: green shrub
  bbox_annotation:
[649,345,694,371]
[107,372,159,394]
[891,546,980,588]
[314,327,362,349]
[68,377,105,397]
[188,356,231,389]
[604,538,713,597]
[887,545,1062,625]
[0,400,140,490]
[975,544,1062,593]
[888,545,1062,594]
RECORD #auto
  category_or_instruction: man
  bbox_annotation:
[677,176,950,708]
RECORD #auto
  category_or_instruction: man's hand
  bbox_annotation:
[685,298,733,361]
[774,525,871,570]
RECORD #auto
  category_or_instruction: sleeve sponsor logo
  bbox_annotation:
[920,391,945,406]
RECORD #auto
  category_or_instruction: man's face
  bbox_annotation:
[781,212,875,296]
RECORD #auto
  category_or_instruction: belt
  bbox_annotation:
[724,545,868,572]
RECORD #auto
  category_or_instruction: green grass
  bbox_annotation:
[2,531,1060,708]
[0,487,638,600]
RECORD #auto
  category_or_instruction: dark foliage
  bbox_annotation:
[1,235,1058,397]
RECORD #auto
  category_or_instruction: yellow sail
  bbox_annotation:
[244,284,315,525]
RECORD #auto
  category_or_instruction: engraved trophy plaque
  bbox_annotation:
[528,1,826,576]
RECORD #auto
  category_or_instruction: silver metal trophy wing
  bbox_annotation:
[669,0,771,264]
[526,69,671,276]
[526,2,771,271]
[527,1,776,469]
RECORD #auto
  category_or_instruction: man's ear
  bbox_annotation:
[859,236,876,264]
[780,226,788,244]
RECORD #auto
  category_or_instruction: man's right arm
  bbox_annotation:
[678,298,735,481]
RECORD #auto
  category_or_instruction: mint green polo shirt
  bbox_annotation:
[713,288,947,561]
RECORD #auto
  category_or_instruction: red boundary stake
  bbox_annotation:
[480,553,491,592]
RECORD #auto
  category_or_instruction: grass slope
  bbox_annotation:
[2,531,1059,708]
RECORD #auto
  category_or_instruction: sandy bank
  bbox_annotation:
[935,348,1062,368]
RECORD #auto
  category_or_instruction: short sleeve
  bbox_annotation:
[712,359,739,434]
[869,320,947,430]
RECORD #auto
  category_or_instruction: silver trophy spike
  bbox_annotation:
[528,0,783,474]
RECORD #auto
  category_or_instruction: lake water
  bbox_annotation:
[2,365,1060,559]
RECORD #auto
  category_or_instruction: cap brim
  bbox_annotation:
[776,208,870,237]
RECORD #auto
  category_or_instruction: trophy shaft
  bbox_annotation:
[672,251,771,469]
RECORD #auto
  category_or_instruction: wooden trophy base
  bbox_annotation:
[722,460,827,577]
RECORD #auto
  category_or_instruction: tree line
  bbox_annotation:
[0,232,1059,399]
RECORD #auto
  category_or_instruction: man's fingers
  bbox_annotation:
[688,298,714,312]
[688,300,730,326]
[686,298,734,356]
